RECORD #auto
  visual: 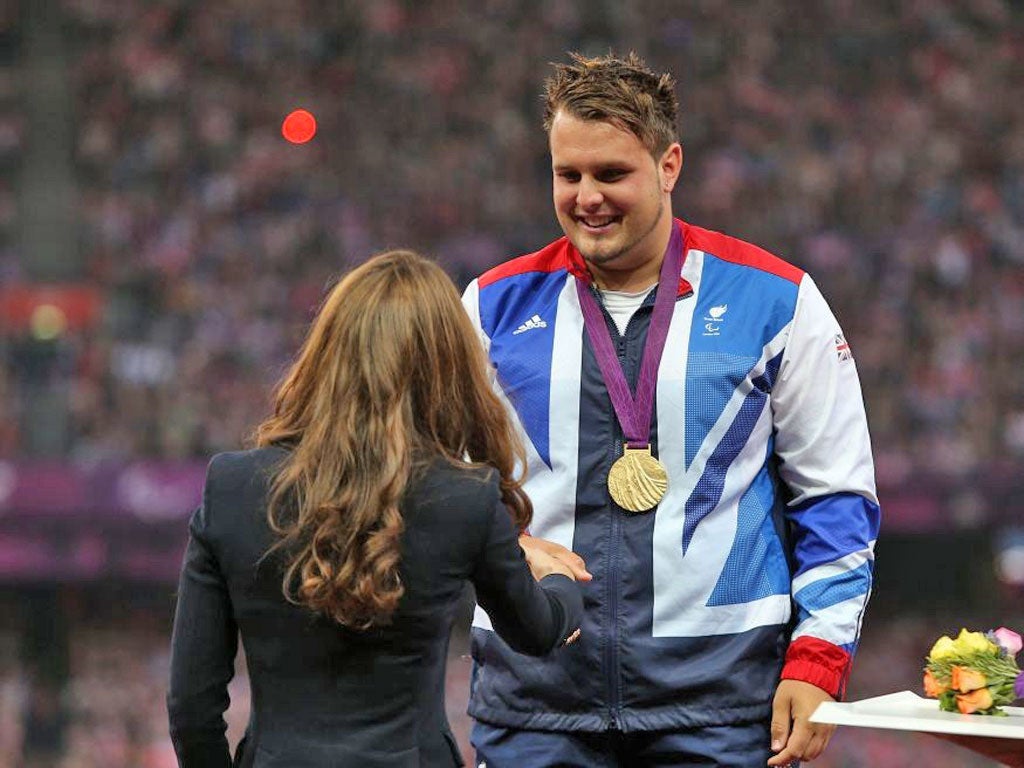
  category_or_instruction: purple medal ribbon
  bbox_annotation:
[575,223,683,449]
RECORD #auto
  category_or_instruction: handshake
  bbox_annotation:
[519,534,591,647]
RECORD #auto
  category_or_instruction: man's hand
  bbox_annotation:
[767,679,836,766]
[519,535,592,582]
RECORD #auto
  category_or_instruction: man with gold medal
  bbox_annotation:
[461,52,881,767]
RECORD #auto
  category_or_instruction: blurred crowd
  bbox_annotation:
[0,602,247,768]
[0,0,1018,487]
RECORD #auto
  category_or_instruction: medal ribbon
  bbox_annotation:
[574,223,684,449]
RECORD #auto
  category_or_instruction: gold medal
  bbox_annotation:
[607,444,668,513]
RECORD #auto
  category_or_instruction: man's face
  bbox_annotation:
[549,111,681,281]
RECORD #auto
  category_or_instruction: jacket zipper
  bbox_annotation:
[599,286,687,730]
[606,330,627,731]
[605,302,649,730]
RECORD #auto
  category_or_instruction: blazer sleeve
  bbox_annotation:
[469,486,583,656]
[167,460,237,768]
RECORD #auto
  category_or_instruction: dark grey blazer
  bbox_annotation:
[167,447,582,768]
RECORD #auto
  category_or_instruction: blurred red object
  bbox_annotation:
[0,284,103,333]
[282,109,317,144]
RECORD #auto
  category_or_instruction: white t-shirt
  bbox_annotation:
[600,285,655,336]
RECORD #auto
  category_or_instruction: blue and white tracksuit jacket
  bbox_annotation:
[461,219,881,733]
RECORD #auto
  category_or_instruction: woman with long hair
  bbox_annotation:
[167,250,584,768]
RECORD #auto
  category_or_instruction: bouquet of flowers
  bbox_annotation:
[923,627,1024,715]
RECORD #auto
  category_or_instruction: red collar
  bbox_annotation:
[565,238,693,297]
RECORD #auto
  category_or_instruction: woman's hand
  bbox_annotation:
[518,535,588,648]
[519,535,592,582]
[521,542,577,581]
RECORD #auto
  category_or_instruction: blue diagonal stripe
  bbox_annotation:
[682,387,768,556]
[793,562,873,612]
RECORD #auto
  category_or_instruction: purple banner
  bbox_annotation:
[0,460,207,520]
[0,461,208,580]
[1,460,1020,529]
[0,459,1021,581]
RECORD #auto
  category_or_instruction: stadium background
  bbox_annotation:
[1,0,1022,765]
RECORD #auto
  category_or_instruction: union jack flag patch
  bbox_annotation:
[835,333,853,361]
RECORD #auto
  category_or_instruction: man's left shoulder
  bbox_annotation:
[681,220,804,285]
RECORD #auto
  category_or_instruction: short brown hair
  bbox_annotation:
[543,51,679,157]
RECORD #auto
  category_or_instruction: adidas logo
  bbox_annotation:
[512,314,547,335]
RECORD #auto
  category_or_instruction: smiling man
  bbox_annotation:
[461,52,881,767]
[550,111,675,292]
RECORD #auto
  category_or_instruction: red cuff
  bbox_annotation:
[781,636,851,699]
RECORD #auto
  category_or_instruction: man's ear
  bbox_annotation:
[659,143,683,193]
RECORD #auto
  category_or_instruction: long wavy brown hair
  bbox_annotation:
[254,250,531,629]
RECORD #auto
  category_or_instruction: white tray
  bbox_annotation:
[811,691,1024,739]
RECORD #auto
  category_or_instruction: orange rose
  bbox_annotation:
[951,665,988,693]
[956,686,994,714]
[923,669,948,697]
